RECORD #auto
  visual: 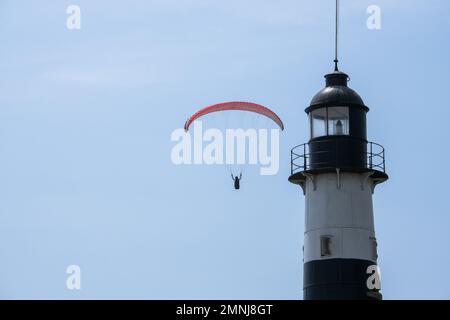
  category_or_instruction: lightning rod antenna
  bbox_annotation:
[334,0,340,71]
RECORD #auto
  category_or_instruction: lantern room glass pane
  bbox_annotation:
[310,108,327,138]
[327,107,349,135]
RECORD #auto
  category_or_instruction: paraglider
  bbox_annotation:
[183,101,284,189]
[231,173,242,190]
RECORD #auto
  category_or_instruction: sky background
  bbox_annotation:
[0,0,449,299]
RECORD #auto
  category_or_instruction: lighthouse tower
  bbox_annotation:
[288,0,388,300]
[289,70,388,300]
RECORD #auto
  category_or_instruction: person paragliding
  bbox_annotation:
[184,101,284,190]
[231,173,242,190]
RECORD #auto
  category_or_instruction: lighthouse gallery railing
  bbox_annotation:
[290,140,386,175]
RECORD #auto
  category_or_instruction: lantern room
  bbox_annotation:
[288,71,388,189]
[306,71,368,141]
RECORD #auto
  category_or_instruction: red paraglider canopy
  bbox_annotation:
[184,101,284,131]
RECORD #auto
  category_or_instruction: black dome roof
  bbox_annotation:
[308,71,367,110]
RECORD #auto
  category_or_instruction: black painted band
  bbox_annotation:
[304,258,382,300]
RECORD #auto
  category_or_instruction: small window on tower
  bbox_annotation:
[320,236,332,257]
[327,107,349,135]
[370,237,378,260]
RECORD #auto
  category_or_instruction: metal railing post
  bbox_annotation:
[303,144,306,170]
[290,149,292,175]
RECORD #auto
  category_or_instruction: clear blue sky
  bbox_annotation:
[0,0,449,299]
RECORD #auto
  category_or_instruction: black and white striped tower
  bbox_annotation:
[288,1,388,300]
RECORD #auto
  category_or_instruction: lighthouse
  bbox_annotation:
[288,1,388,300]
